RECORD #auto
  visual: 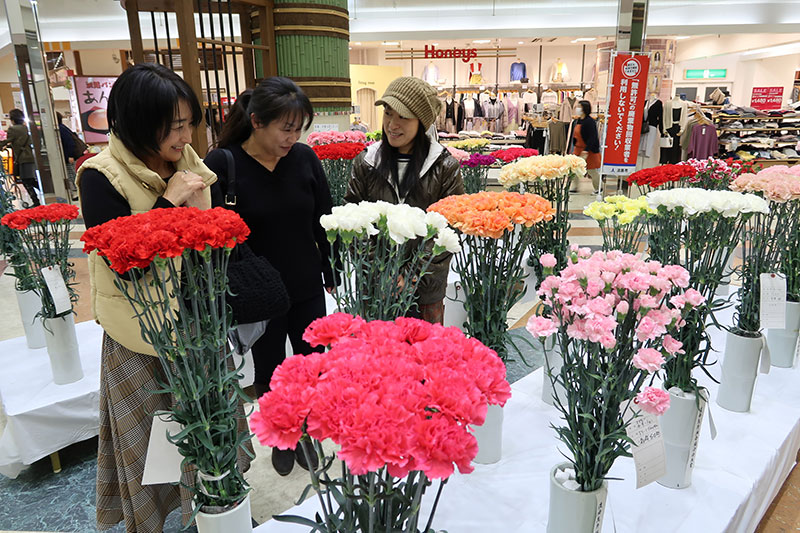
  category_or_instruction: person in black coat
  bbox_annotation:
[571,100,601,193]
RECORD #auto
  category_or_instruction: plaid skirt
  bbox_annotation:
[96,333,253,532]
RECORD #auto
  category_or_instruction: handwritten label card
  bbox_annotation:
[142,412,183,485]
[624,406,667,488]
[41,266,72,315]
[760,273,786,330]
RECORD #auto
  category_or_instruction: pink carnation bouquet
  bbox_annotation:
[251,314,510,532]
[526,249,696,492]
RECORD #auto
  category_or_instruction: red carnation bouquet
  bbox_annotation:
[626,163,697,194]
[312,142,366,206]
[489,147,539,163]
[81,207,253,517]
[251,313,511,532]
[1,203,80,318]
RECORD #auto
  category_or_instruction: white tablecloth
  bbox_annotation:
[0,320,104,478]
[256,301,800,533]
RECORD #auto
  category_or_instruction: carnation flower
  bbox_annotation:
[540,253,557,269]
[636,387,671,416]
[632,348,665,373]
[525,315,557,339]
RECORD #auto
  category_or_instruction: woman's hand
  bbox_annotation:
[184,188,211,209]
[163,170,207,206]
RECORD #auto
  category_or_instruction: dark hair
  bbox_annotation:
[56,112,64,124]
[8,109,24,125]
[216,77,314,148]
[107,63,202,161]
[377,121,430,199]
[579,100,592,118]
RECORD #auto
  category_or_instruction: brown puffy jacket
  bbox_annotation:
[345,140,464,305]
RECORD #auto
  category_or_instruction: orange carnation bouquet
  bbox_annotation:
[429,192,554,360]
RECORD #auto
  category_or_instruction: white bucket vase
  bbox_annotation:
[15,289,46,349]
[767,301,800,368]
[542,339,566,407]
[472,403,503,464]
[196,494,252,533]
[443,279,468,331]
[547,462,607,533]
[658,388,706,489]
[43,314,84,385]
[717,331,764,413]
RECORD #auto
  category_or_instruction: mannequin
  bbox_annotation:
[549,58,570,83]
[469,61,483,84]
[422,61,439,86]
[443,92,456,133]
[662,95,686,164]
[510,58,527,82]
[483,92,505,133]
[506,92,521,131]
[638,94,663,171]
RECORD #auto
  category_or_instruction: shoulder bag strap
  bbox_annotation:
[221,148,237,206]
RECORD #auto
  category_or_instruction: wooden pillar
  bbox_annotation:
[239,10,256,87]
[125,0,145,64]
[174,0,208,155]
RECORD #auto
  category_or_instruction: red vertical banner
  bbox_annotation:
[602,54,651,175]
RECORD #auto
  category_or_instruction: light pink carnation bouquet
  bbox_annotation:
[526,248,698,492]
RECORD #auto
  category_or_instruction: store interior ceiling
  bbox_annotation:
[0,0,797,54]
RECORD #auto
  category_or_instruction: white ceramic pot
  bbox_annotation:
[43,314,84,385]
[542,339,566,407]
[767,301,800,368]
[658,388,706,489]
[196,494,252,533]
[717,331,763,413]
[15,289,46,349]
[471,403,503,464]
[547,462,607,533]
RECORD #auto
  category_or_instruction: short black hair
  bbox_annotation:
[8,109,24,125]
[216,77,314,148]
[579,100,592,117]
[56,112,64,124]
[107,63,202,160]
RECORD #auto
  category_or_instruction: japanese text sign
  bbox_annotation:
[602,54,651,176]
[750,87,783,111]
[74,76,117,143]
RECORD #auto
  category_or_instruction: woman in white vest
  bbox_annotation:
[77,63,251,533]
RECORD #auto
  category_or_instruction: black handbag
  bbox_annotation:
[221,148,291,354]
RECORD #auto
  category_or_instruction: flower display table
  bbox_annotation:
[255,300,800,533]
[0,320,103,478]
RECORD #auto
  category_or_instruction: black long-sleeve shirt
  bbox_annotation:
[205,143,334,303]
[79,169,175,229]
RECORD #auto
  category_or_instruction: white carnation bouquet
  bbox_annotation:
[321,201,460,321]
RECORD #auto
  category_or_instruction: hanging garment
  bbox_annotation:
[541,90,559,107]
[637,125,661,171]
[549,61,570,83]
[505,96,521,131]
[510,61,527,82]
[469,62,484,84]
[422,64,439,86]
[527,128,547,152]
[680,120,697,161]
[583,88,598,111]
[688,124,719,160]
[522,91,539,112]
[548,121,568,154]
[559,99,574,123]
[647,99,664,134]
[664,98,689,131]
[482,99,505,133]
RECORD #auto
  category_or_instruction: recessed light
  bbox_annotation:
[432,42,439,46]
[571,37,597,43]
[473,39,491,44]
[382,41,400,46]
[518,41,524,45]
[675,36,691,40]
[353,42,362,46]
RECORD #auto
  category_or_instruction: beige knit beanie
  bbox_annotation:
[375,77,442,130]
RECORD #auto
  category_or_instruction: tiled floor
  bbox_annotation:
[0,182,797,532]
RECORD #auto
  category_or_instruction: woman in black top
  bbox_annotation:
[205,78,334,476]
[1,109,39,206]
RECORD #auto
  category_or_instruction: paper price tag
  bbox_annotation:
[592,485,608,533]
[623,405,667,488]
[760,273,786,330]
[142,412,183,485]
[41,266,72,315]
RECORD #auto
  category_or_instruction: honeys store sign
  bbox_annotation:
[424,45,478,63]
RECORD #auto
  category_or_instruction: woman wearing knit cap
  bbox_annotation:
[346,76,465,324]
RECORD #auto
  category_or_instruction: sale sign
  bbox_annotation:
[602,54,651,176]
[750,87,783,111]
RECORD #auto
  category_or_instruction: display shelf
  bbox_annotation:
[718,127,800,132]
[715,115,800,120]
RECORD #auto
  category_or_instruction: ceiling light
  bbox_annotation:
[571,37,597,43]
[518,41,524,45]
[353,42,362,46]
[382,41,399,46]
[432,42,439,46]
[473,39,491,44]
[675,36,691,40]
[742,41,800,56]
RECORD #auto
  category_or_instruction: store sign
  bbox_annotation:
[424,45,478,63]
[74,76,116,144]
[751,87,784,111]
[602,54,651,176]
[684,69,727,80]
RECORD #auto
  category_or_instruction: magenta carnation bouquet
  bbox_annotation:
[251,314,510,532]
[527,249,697,492]
[460,153,497,194]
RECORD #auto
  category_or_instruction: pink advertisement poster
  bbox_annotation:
[74,76,117,143]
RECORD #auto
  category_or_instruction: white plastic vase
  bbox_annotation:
[547,462,607,533]
[196,494,252,533]
[43,314,84,385]
[15,289,46,349]
[717,331,763,413]
[541,339,566,407]
[443,279,468,331]
[767,302,800,368]
[658,388,706,489]
[471,404,503,464]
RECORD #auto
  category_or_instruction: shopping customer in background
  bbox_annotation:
[571,99,601,193]
[1,108,40,206]
[345,76,464,324]
[56,112,79,200]
[77,63,251,533]
[205,77,335,476]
